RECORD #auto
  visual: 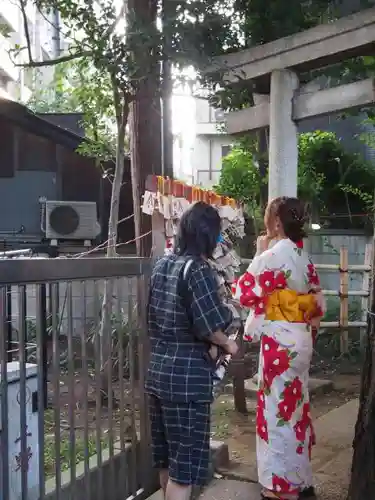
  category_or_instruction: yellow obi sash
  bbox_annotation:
[265,289,318,323]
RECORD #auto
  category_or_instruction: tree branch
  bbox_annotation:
[20,0,33,63]
[13,50,92,68]
[111,73,122,126]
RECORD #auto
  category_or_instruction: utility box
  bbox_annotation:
[0,362,39,500]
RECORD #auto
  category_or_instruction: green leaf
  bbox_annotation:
[277,419,286,427]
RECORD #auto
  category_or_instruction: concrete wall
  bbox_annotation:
[307,233,371,293]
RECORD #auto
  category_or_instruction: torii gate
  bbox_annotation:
[205,7,375,200]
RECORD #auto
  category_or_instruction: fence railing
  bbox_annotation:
[0,257,155,500]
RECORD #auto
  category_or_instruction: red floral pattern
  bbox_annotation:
[254,298,266,315]
[308,423,316,460]
[259,270,276,294]
[231,279,238,296]
[256,390,269,442]
[259,269,289,294]
[272,474,299,495]
[236,272,267,313]
[236,268,289,317]
[238,272,255,291]
[262,336,295,392]
[296,240,304,249]
[294,403,312,445]
[277,377,303,423]
[274,271,287,290]
[307,263,320,286]
[240,289,264,310]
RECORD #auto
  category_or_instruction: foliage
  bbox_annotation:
[299,131,375,226]
[216,131,375,229]
[235,0,338,46]
[297,133,326,204]
[27,60,117,162]
[214,136,264,230]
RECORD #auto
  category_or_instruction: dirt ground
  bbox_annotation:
[211,371,361,467]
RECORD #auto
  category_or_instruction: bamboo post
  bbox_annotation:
[339,247,349,355]
[360,243,372,350]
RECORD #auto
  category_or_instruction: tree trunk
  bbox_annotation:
[129,0,162,258]
[98,98,128,404]
[347,277,375,499]
[161,0,174,179]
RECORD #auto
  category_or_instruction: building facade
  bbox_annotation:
[0,2,61,102]
[187,95,375,190]
[189,98,233,188]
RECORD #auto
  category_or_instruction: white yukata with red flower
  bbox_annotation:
[234,239,323,497]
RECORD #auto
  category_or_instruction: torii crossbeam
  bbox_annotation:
[204,7,375,200]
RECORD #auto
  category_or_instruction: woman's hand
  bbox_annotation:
[256,235,271,255]
[208,344,219,361]
[223,338,239,357]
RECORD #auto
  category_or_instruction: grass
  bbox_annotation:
[43,410,109,478]
[44,435,104,478]
[211,397,234,440]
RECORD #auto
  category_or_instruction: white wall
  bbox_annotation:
[190,98,233,188]
[0,3,61,102]
[191,135,233,188]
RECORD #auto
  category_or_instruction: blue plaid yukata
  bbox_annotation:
[145,255,232,485]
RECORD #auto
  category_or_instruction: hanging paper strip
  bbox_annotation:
[142,175,244,225]
[146,175,239,207]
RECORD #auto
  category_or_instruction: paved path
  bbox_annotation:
[148,400,358,500]
[310,399,358,500]
[203,399,358,500]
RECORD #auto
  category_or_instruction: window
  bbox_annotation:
[221,145,231,158]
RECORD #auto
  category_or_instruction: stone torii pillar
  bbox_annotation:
[268,69,299,200]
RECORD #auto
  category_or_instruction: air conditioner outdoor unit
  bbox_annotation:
[44,201,101,240]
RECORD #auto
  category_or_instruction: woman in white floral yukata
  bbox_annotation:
[234,197,325,500]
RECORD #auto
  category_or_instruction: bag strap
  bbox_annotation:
[182,258,194,282]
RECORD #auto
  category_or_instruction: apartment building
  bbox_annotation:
[0,2,61,101]
[189,97,232,188]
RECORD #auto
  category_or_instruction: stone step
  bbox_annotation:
[223,377,334,399]
[210,440,230,469]
[199,479,261,500]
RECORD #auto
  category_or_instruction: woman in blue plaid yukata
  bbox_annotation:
[145,202,238,500]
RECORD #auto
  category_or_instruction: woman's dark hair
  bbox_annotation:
[268,197,307,242]
[175,201,221,258]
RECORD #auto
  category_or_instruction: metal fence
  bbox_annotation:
[0,257,155,500]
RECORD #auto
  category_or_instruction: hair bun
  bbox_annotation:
[274,197,307,243]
